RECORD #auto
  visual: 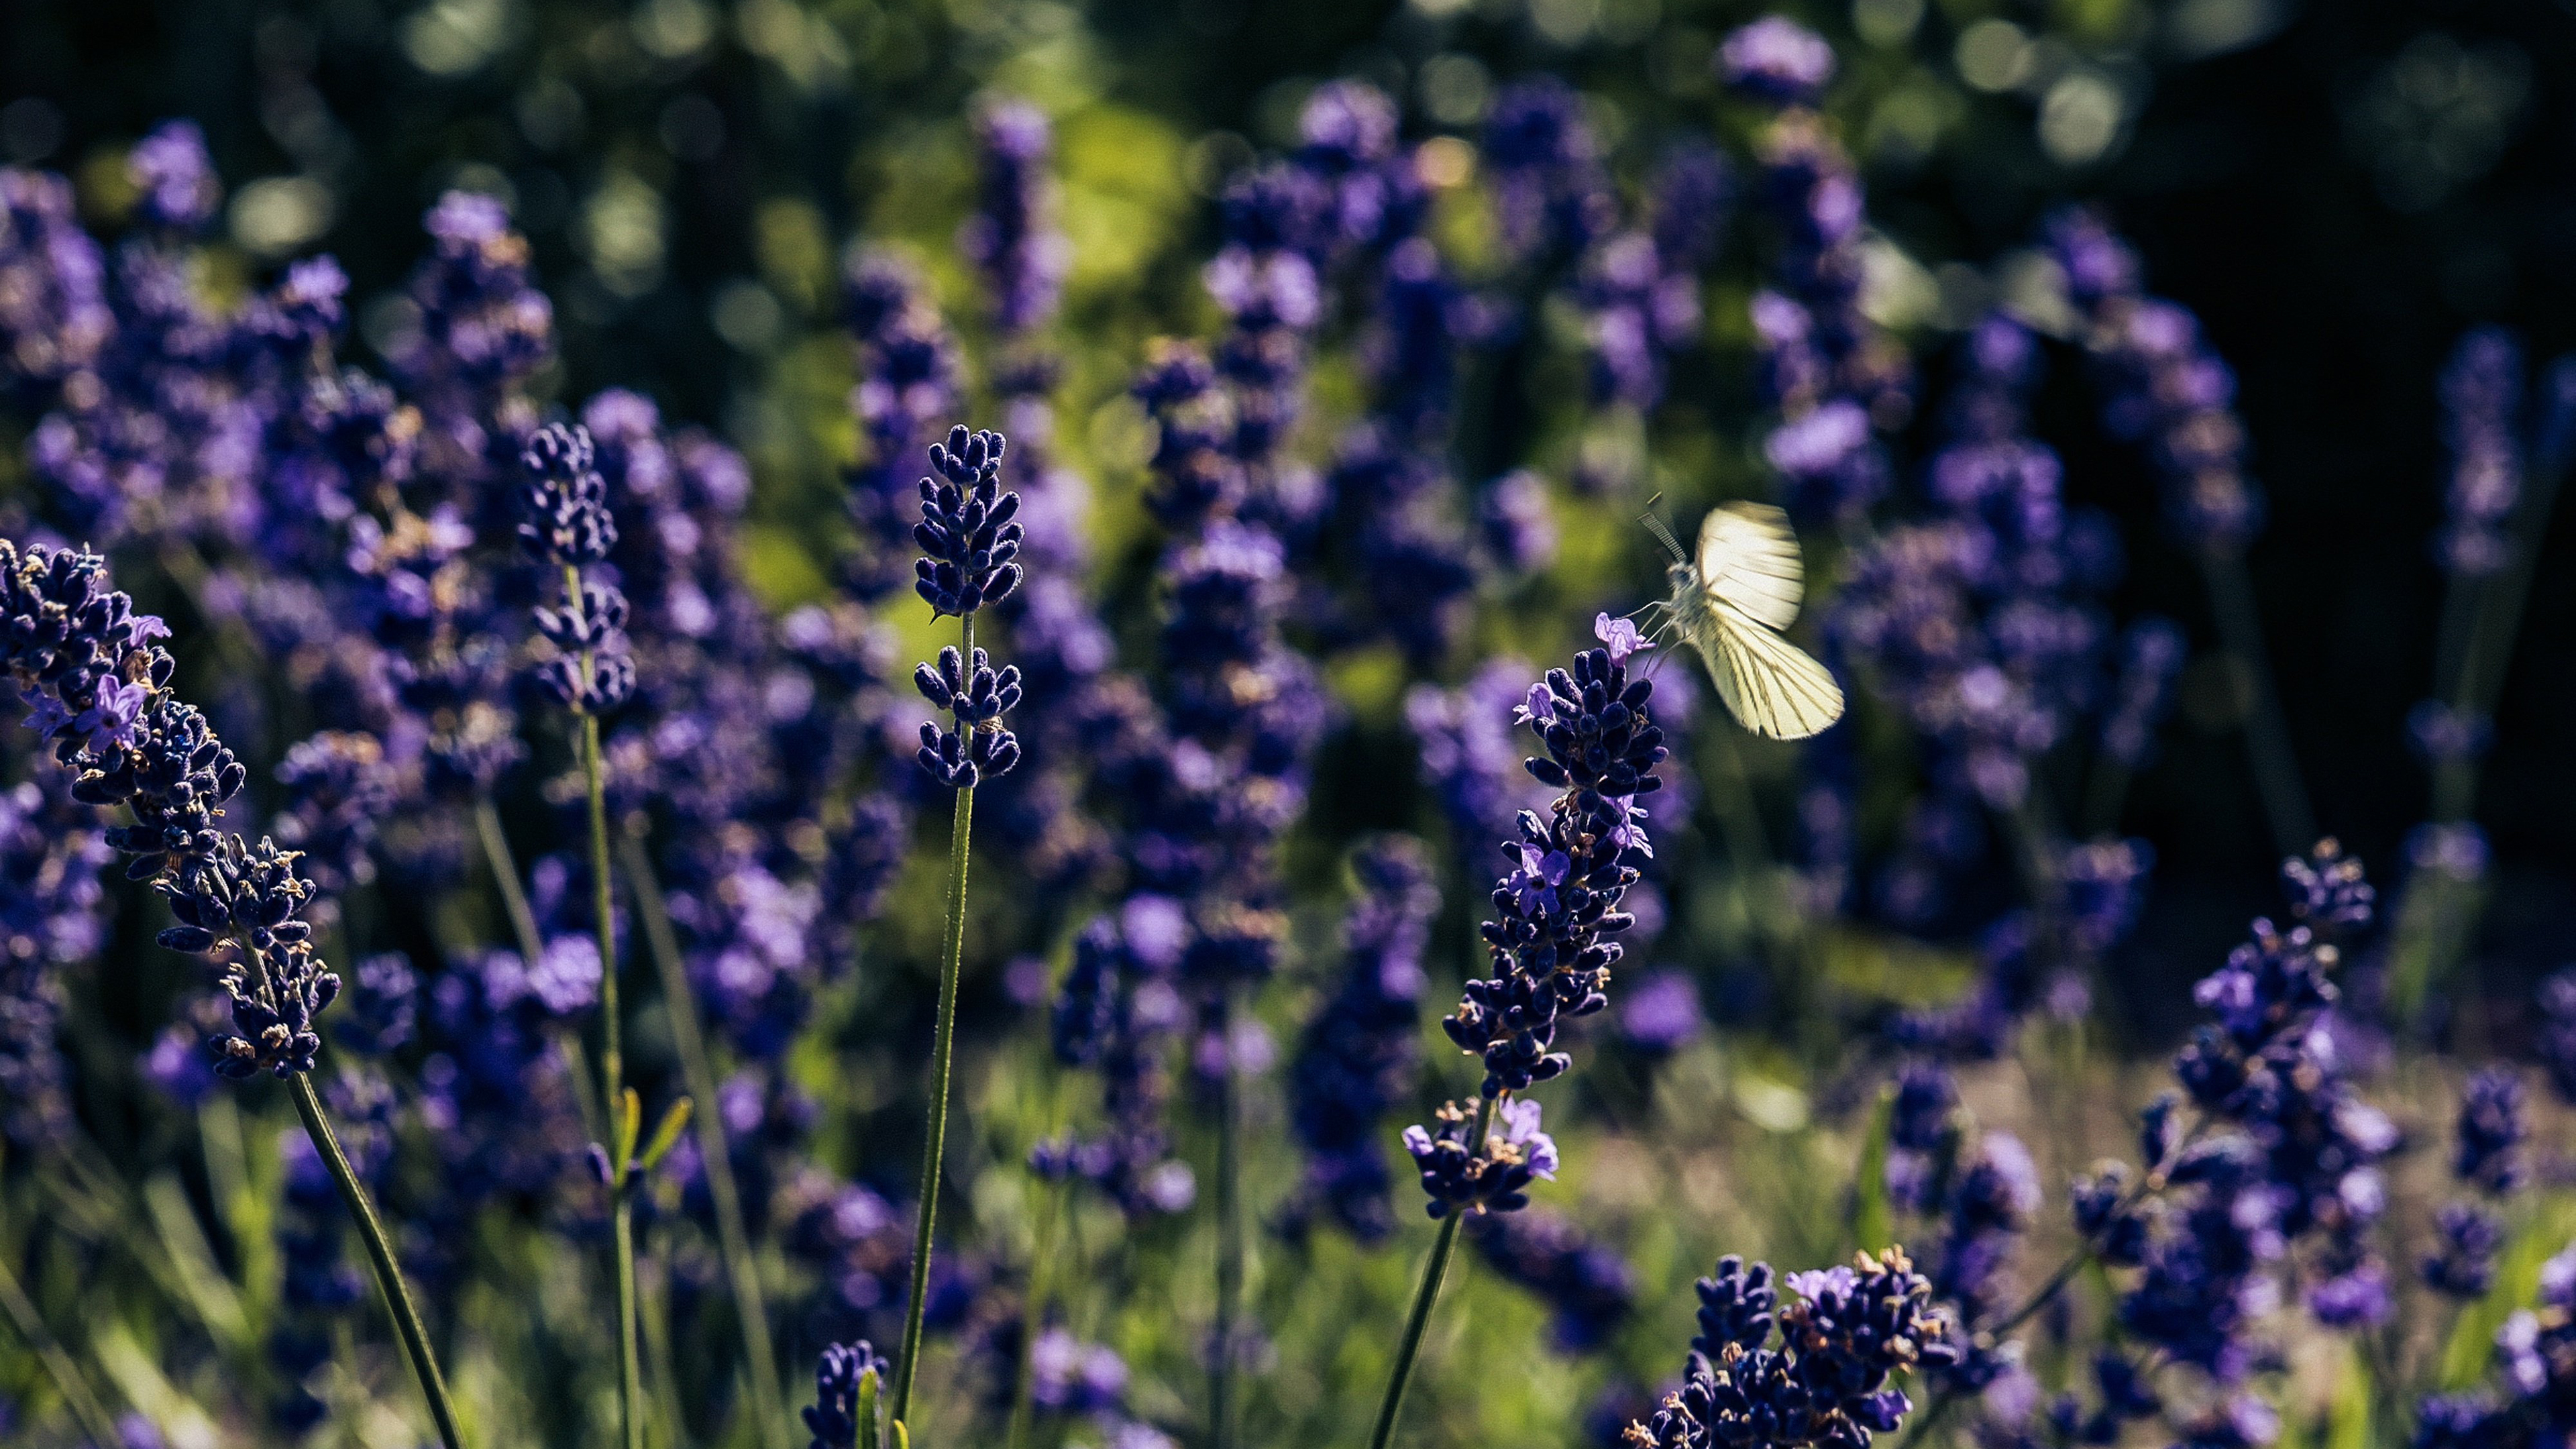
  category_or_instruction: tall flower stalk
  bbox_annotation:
[517,423,649,1449]
[0,538,468,1449]
[619,824,792,1449]
[892,424,1026,1438]
[1371,626,1666,1448]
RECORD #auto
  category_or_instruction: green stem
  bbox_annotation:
[0,1216,125,1449]
[1004,1173,1063,1449]
[894,615,979,1438]
[619,823,793,1449]
[476,792,606,1144]
[288,1073,468,1449]
[1364,1096,1496,1449]
[474,794,548,969]
[2200,553,2316,857]
[1212,988,1242,1449]
[564,557,645,1449]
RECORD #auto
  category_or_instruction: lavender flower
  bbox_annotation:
[1479,470,1558,577]
[272,730,397,894]
[2116,843,2397,1369]
[2424,1203,2506,1299]
[1829,315,2115,816]
[844,253,963,599]
[2416,1239,2576,1449]
[1619,971,1706,1054]
[127,121,223,233]
[910,426,1024,790]
[912,424,1025,619]
[1026,1328,1128,1413]
[1037,914,1194,1218]
[1927,1132,2041,1389]
[1,540,345,1079]
[806,1340,888,1449]
[0,772,111,1147]
[1884,1063,1958,1214]
[2043,209,2261,554]
[387,191,555,484]
[961,101,1069,337]
[1718,17,1839,107]
[1624,1247,1957,1449]
[519,423,635,713]
[0,166,111,394]
[1441,644,1666,1097]
[1483,78,1615,266]
[2455,1067,2528,1195]
[1403,1097,1558,1218]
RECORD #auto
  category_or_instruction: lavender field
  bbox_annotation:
[1,3,2574,1449]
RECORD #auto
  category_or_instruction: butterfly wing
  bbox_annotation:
[1697,604,1845,741]
[1695,501,1806,631]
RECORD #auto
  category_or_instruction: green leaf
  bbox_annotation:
[614,1087,642,1175]
[639,1097,694,1173]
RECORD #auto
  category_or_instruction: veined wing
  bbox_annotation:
[1696,605,1845,741]
[1695,501,1806,631]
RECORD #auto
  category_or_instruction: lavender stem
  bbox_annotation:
[565,555,643,1449]
[1003,1168,1063,1449]
[472,794,547,971]
[474,793,606,1143]
[619,823,793,1449]
[288,1071,469,1449]
[1366,1093,1498,1449]
[893,611,979,1438]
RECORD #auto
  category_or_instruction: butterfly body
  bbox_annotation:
[1654,502,1844,740]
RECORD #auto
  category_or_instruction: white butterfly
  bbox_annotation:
[1646,501,1845,741]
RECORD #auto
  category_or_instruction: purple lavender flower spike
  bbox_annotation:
[1625,1247,1957,1449]
[1483,78,1615,265]
[843,252,963,599]
[518,422,635,713]
[2043,208,2263,554]
[805,1340,886,1449]
[1,541,347,1080]
[1403,1097,1556,1218]
[912,424,1025,619]
[128,121,223,233]
[1442,643,1665,1098]
[0,772,112,1148]
[2454,1067,2528,1195]
[961,99,1069,337]
[910,425,1024,790]
[2423,1203,2505,1299]
[0,167,113,394]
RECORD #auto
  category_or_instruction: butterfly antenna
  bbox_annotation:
[1638,496,1686,565]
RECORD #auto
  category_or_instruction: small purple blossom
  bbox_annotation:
[1718,18,1839,107]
